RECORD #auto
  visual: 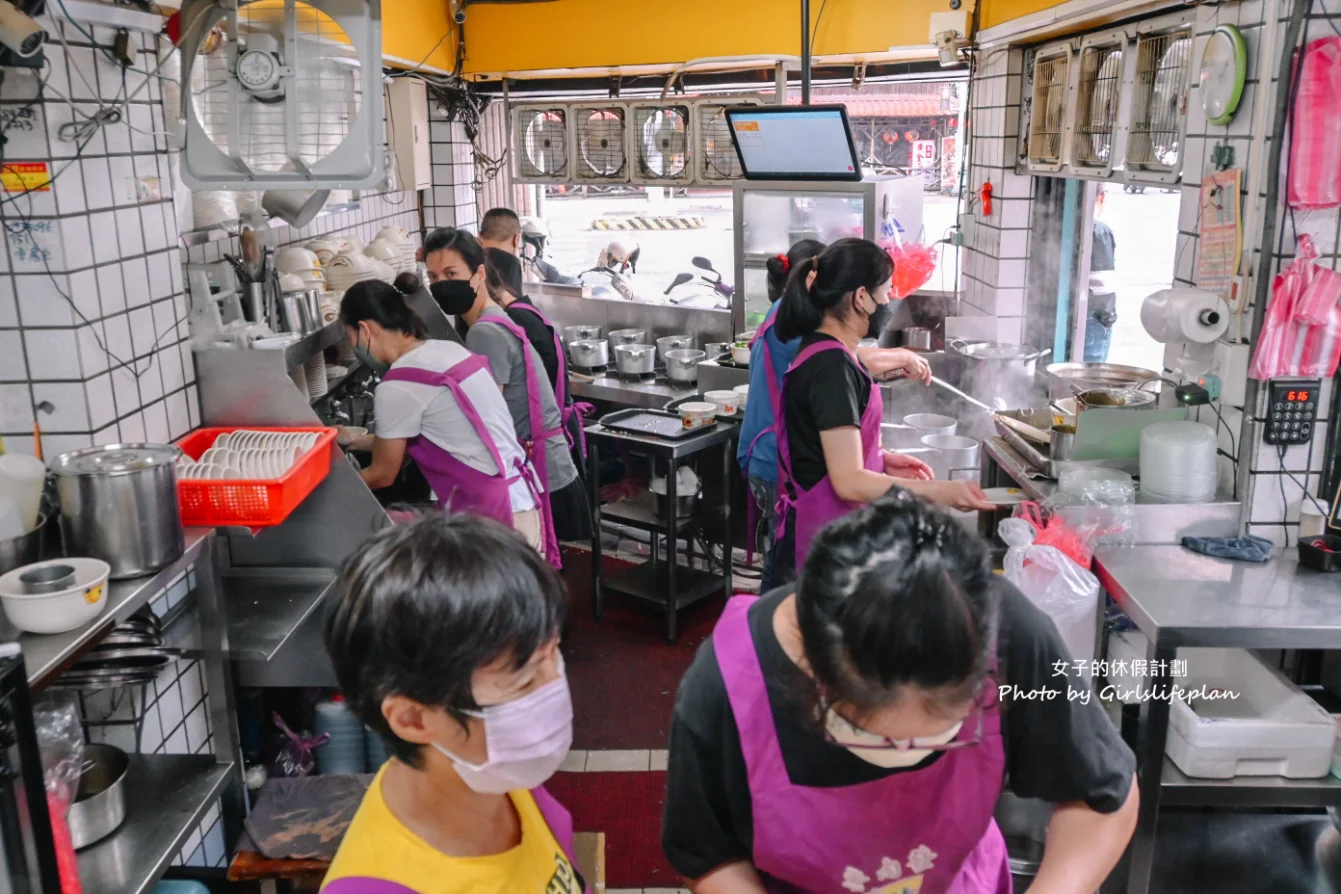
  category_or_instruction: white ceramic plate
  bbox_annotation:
[982,487,1029,506]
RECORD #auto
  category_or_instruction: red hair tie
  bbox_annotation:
[776,254,790,274]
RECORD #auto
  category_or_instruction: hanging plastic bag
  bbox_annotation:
[270,712,329,778]
[1000,518,1101,667]
[885,241,940,300]
[1289,37,1341,210]
[1249,235,1341,379]
[1301,300,1341,376]
[33,696,86,894]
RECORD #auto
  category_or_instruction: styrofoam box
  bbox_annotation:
[1166,649,1334,779]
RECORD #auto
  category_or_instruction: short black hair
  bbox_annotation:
[323,514,566,767]
[339,279,428,339]
[797,490,996,718]
[480,208,521,241]
[485,247,524,300]
[423,226,488,275]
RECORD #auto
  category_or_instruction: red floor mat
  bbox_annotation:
[561,548,726,750]
[547,770,678,890]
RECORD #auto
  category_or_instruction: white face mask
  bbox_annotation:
[824,708,963,769]
[433,670,574,794]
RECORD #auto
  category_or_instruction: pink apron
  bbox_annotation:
[714,595,1011,894]
[507,301,593,459]
[475,314,564,567]
[775,339,884,570]
[381,355,543,529]
[322,785,586,894]
[741,314,783,563]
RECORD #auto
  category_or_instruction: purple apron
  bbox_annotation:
[775,339,885,570]
[475,314,564,567]
[382,355,545,529]
[741,314,783,563]
[714,595,1011,894]
[322,785,587,894]
[507,301,593,459]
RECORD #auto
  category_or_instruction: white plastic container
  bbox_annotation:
[0,557,110,635]
[0,454,46,532]
[1165,648,1334,779]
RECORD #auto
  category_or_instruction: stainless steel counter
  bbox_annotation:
[1094,546,1341,894]
[570,371,698,410]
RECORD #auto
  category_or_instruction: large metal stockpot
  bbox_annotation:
[1043,362,1161,400]
[50,444,185,580]
[948,340,1049,410]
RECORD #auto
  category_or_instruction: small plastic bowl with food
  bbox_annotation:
[704,390,742,417]
[730,341,752,366]
[679,401,718,430]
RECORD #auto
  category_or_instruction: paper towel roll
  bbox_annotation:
[1140,288,1231,344]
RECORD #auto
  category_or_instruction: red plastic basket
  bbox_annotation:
[175,426,337,528]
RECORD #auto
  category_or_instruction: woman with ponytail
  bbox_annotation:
[663,492,1138,893]
[768,238,994,583]
[339,277,547,554]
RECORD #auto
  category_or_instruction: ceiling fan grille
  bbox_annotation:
[698,104,743,181]
[515,108,569,180]
[1026,52,1069,165]
[574,106,627,180]
[1128,27,1192,171]
[633,104,690,181]
[1073,45,1123,167]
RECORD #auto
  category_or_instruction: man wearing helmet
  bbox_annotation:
[480,207,578,285]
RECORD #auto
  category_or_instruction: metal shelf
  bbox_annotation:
[601,493,701,534]
[178,202,363,247]
[1160,764,1341,808]
[2,531,213,690]
[285,321,345,372]
[78,754,236,894]
[604,562,723,610]
[223,568,337,661]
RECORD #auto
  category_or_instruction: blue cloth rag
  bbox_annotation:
[1180,535,1277,563]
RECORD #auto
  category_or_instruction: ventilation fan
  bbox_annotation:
[513,106,570,183]
[1128,26,1192,175]
[1025,48,1070,171]
[178,0,383,191]
[1072,41,1124,174]
[694,96,763,183]
[629,103,692,184]
[572,103,628,182]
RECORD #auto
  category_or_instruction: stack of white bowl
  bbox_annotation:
[305,236,343,265]
[325,248,381,292]
[177,430,319,480]
[275,246,327,292]
[304,354,328,399]
[364,239,400,283]
[376,226,418,274]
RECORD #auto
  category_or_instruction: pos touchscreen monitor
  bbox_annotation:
[725,105,862,181]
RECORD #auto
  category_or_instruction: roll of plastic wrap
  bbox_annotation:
[1140,288,1231,344]
[1140,421,1219,503]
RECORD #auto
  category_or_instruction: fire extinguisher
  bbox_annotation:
[979,180,993,217]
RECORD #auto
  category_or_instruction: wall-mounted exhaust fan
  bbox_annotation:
[178,0,384,191]
[572,103,628,182]
[513,106,570,183]
[1024,48,1071,172]
[630,103,692,184]
[694,97,763,183]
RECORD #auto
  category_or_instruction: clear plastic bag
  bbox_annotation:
[1046,476,1138,550]
[1000,518,1101,667]
[33,695,86,894]
[270,712,329,778]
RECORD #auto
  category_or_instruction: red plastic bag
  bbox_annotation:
[1249,235,1341,379]
[884,241,940,300]
[1289,37,1341,210]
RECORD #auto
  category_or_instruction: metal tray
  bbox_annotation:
[600,409,713,440]
[993,410,1054,474]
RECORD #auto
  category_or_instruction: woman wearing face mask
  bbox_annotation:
[322,514,584,894]
[769,238,994,585]
[424,228,591,563]
[339,279,548,553]
[738,239,931,592]
[662,492,1139,894]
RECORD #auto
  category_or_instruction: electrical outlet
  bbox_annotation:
[1197,374,1222,401]
[1212,341,1250,406]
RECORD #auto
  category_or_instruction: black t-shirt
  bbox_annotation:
[504,298,562,392]
[782,333,872,492]
[661,584,1136,881]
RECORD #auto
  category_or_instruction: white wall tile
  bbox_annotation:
[67,268,100,323]
[122,257,151,308]
[0,332,26,381]
[140,204,169,253]
[146,251,172,300]
[0,279,16,328]
[97,263,125,315]
[82,157,114,210]
[24,329,81,380]
[107,155,136,207]
[85,373,115,431]
[103,315,132,367]
[166,389,191,438]
[89,210,119,265]
[128,306,154,357]
[15,274,74,326]
[143,398,169,443]
[31,382,88,432]
[115,207,145,258]
[0,384,31,433]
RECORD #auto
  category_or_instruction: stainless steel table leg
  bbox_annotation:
[197,538,247,846]
[722,444,733,596]
[665,460,679,643]
[590,441,603,620]
[1121,635,1178,894]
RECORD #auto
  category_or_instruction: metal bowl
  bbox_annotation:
[652,490,700,519]
[0,513,45,578]
[69,744,129,849]
[19,563,76,594]
[1045,362,1160,399]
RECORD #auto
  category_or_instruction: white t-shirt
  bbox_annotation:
[374,340,537,512]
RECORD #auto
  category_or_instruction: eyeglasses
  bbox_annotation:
[819,677,994,753]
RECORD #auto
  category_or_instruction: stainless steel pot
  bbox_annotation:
[0,512,45,577]
[50,445,185,580]
[665,349,706,383]
[652,490,700,519]
[569,339,609,368]
[921,434,980,481]
[608,329,647,352]
[613,344,657,376]
[1044,362,1161,399]
[704,342,731,360]
[1076,387,1158,411]
[69,744,129,850]
[656,334,694,361]
[1050,424,1077,461]
[948,340,1049,410]
[564,324,602,344]
[901,327,933,350]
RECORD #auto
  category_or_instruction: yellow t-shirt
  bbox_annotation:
[322,767,581,894]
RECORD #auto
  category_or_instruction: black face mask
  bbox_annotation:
[431,279,477,317]
[867,301,895,342]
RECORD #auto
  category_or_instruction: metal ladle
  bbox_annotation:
[929,375,996,413]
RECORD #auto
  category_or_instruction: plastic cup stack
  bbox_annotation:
[313,696,367,776]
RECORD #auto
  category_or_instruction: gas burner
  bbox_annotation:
[612,370,656,382]
[655,375,698,391]
[572,364,609,375]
